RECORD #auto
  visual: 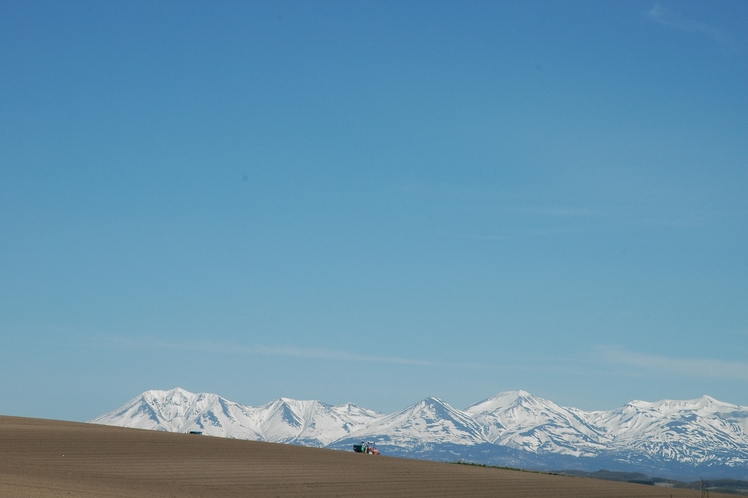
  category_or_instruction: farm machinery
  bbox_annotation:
[352,441,379,455]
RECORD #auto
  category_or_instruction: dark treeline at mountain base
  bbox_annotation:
[557,470,748,496]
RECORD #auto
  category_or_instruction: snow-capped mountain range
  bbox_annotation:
[89,388,748,480]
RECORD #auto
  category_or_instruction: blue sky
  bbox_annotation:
[1,1,746,421]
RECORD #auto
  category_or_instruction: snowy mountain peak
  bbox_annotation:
[464,390,544,413]
[464,391,607,455]
[415,396,450,409]
[88,387,221,433]
[619,395,740,419]
[90,389,381,447]
[340,396,486,448]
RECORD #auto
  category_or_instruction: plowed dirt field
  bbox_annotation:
[0,415,727,497]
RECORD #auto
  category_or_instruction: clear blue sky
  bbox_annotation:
[1,1,746,421]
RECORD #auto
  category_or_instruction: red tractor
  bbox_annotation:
[352,441,379,455]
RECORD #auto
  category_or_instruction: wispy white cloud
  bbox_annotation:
[231,344,437,366]
[601,346,748,381]
[433,229,514,241]
[104,334,584,374]
[108,335,436,366]
[647,2,733,48]
[520,207,604,217]
[623,208,723,228]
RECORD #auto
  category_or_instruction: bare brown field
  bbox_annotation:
[0,415,729,497]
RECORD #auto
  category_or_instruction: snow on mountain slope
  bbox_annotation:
[89,387,223,433]
[586,395,748,466]
[346,397,485,447]
[189,396,264,440]
[89,388,381,447]
[253,398,382,446]
[464,391,609,457]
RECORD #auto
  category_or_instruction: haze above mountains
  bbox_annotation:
[90,388,748,481]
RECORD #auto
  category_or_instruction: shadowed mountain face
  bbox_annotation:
[90,388,748,480]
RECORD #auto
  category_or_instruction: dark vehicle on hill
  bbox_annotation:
[352,441,379,455]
